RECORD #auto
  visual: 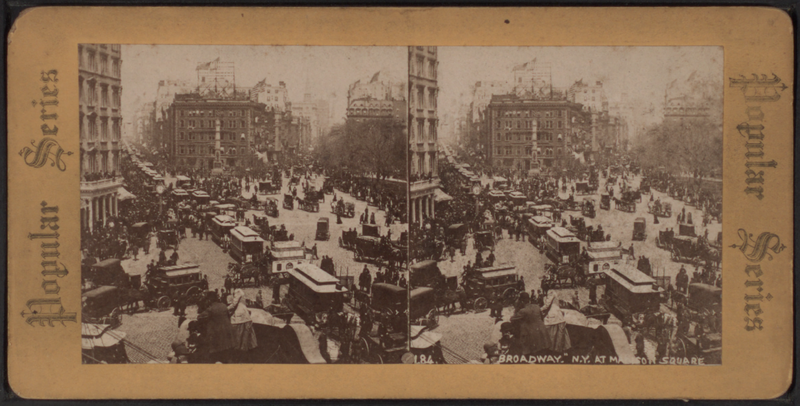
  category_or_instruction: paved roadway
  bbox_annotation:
[429,173,720,363]
[117,172,406,363]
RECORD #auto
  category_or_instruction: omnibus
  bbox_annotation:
[602,264,663,318]
[545,226,581,265]
[229,226,265,263]
[286,263,348,322]
[208,214,237,245]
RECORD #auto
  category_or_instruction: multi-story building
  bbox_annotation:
[408,46,440,224]
[568,79,609,113]
[250,79,289,112]
[167,93,263,170]
[79,43,124,233]
[487,94,588,170]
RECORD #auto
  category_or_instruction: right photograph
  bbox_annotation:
[408,46,723,365]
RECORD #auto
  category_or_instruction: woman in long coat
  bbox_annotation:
[228,289,258,361]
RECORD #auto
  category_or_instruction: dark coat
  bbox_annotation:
[198,302,235,354]
[510,303,551,355]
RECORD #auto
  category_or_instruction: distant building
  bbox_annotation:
[250,80,289,112]
[292,93,331,142]
[408,46,440,224]
[487,94,588,170]
[568,80,609,113]
[79,43,123,233]
[167,93,263,171]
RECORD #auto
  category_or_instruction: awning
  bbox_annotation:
[117,187,136,201]
[433,188,453,202]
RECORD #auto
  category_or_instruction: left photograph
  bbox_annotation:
[79,45,409,364]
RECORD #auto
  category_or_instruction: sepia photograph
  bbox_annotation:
[408,46,723,365]
[6,6,794,399]
[79,45,410,364]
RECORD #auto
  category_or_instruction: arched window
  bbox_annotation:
[286,262,293,269]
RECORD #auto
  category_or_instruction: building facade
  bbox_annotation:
[487,94,588,170]
[167,93,263,170]
[408,46,440,224]
[79,43,124,233]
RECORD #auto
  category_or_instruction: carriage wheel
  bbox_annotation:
[185,286,201,304]
[426,308,439,327]
[672,337,688,358]
[156,295,172,310]
[368,351,385,365]
[502,288,518,306]
[352,337,370,364]
[473,297,488,311]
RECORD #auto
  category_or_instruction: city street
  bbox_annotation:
[115,172,406,363]
[427,173,720,363]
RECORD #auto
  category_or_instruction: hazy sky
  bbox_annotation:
[121,45,406,124]
[438,46,723,128]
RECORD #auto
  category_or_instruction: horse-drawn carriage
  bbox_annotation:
[315,217,330,241]
[581,198,596,218]
[473,230,495,252]
[671,235,701,264]
[305,188,325,203]
[283,263,347,327]
[264,197,280,218]
[226,260,267,288]
[141,263,208,310]
[601,264,664,320]
[82,286,124,327]
[462,265,520,310]
[614,198,636,213]
[283,194,294,210]
[354,235,384,263]
[600,194,611,210]
[632,217,647,241]
[351,283,412,364]
[409,260,442,290]
[648,201,672,218]
[333,200,355,218]
[258,179,281,195]
[340,229,359,250]
[669,283,721,364]
[157,229,179,250]
[575,181,595,195]
[445,223,468,251]
[298,198,320,213]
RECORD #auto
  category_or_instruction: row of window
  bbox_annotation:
[494,146,560,157]
[493,132,561,142]
[179,119,246,129]
[496,109,564,118]
[79,49,121,77]
[413,118,437,144]
[79,80,121,108]
[495,119,563,129]
[413,85,437,110]
[180,109,246,117]
[412,56,437,79]
[83,150,119,175]
[178,132,246,142]
[178,146,247,155]
[81,116,122,141]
